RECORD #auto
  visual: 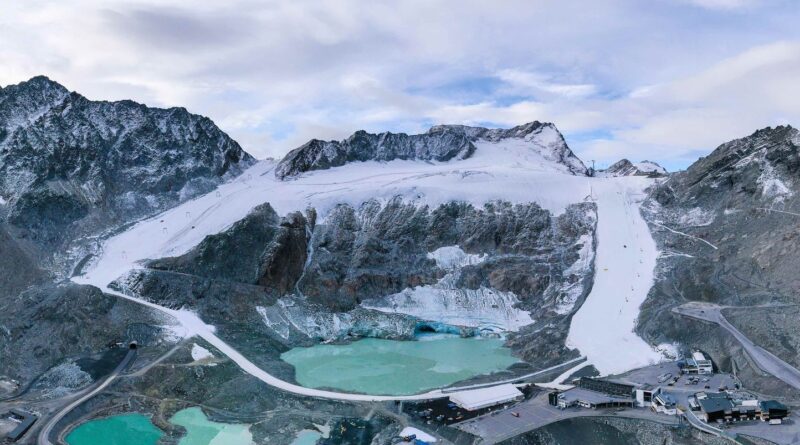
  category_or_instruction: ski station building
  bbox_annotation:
[449,384,524,411]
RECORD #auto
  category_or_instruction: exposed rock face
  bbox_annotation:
[119,197,596,365]
[500,417,730,445]
[275,121,587,179]
[0,283,164,389]
[0,76,255,272]
[602,159,667,177]
[638,125,800,396]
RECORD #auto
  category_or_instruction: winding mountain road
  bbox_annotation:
[38,347,137,445]
[673,302,800,390]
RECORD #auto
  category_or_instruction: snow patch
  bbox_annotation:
[364,247,533,333]
[554,233,595,315]
[633,161,667,175]
[399,427,437,442]
[757,162,792,202]
[426,246,486,272]
[678,207,714,227]
[191,343,214,361]
[654,342,681,360]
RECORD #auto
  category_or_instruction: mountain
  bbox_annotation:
[0,76,255,273]
[638,125,800,397]
[0,76,256,398]
[601,159,667,177]
[275,121,588,179]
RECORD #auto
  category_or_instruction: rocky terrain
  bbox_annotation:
[0,76,254,276]
[600,159,667,177]
[116,197,597,368]
[0,76,253,400]
[638,125,800,397]
[5,74,800,444]
[499,417,732,445]
[276,121,588,179]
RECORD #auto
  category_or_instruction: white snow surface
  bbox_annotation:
[73,139,663,397]
[75,141,601,289]
[191,343,214,361]
[553,233,595,315]
[757,161,793,202]
[363,246,533,333]
[566,179,665,375]
[426,246,486,272]
[634,161,667,175]
[399,427,437,442]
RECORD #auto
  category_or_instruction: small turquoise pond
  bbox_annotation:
[66,408,253,445]
[65,413,163,445]
[280,334,519,395]
[170,407,252,445]
[291,429,322,445]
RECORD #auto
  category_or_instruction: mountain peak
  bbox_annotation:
[5,75,69,95]
[275,121,587,179]
[601,159,667,177]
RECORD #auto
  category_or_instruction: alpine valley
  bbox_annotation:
[2,76,799,445]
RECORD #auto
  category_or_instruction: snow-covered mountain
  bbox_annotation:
[276,121,588,179]
[600,159,667,177]
[0,76,254,273]
[639,125,800,396]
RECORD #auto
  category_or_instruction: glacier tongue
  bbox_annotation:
[363,246,534,333]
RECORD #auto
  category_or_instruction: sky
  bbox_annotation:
[3,0,800,171]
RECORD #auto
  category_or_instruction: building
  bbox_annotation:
[6,409,38,442]
[634,384,661,408]
[759,400,788,422]
[651,392,678,415]
[555,387,634,409]
[576,377,636,398]
[449,384,523,411]
[683,351,713,375]
[697,393,734,423]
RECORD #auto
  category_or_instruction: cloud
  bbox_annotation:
[675,0,760,10]
[2,0,800,169]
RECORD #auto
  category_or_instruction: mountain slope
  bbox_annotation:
[639,125,800,396]
[601,159,667,177]
[276,121,587,179]
[0,76,255,273]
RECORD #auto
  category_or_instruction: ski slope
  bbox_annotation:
[566,179,664,375]
[74,140,595,288]
[73,138,665,397]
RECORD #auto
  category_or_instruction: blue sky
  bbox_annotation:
[4,0,800,171]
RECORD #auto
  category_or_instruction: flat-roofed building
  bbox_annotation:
[6,409,38,442]
[634,384,661,408]
[698,395,734,423]
[759,400,788,422]
[652,392,678,415]
[449,384,523,411]
[683,351,713,375]
[556,387,634,409]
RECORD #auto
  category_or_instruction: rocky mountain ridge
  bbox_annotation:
[601,159,667,177]
[0,76,255,274]
[275,121,588,179]
[638,125,800,397]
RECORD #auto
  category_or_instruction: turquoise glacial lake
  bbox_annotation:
[66,408,253,445]
[65,413,163,445]
[170,407,253,445]
[280,334,519,395]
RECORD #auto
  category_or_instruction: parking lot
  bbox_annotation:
[454,391,677,443]
[620,362,737,395]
